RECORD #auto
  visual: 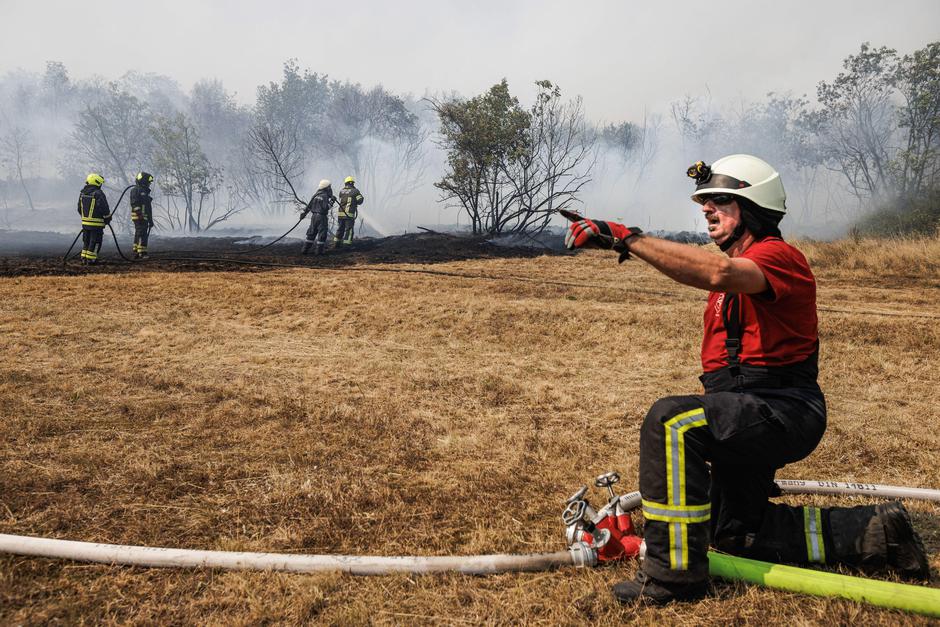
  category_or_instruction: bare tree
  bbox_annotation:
[152,112,232,232]
[670,92,723,158]
[598,112,661,188]
[0,124,36,211]
[323,84,428,215]
[497,80,595,233]
[67,83,154,186]
[247,121,307,209]
[631,111,662,185]
[245,60,334,216]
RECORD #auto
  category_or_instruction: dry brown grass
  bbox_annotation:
[799,234,940,277]
[1,234,939,625]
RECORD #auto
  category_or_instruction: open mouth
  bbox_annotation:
[706,215,721,232]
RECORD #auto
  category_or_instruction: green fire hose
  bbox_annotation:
[708,551,940,617]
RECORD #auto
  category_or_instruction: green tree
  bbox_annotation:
[813,43,898,202]
[432,80,595,235]
[597,113,661,189]
[430,80,530,233]
[600,121,641,161]
[892,42,940,199]
[41,61,72,122]
[255,59,331,150]
[249,60,332,215]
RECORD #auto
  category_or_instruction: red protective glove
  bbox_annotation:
[564,219,642,261]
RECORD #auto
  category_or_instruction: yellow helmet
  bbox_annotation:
[344,176,355,185]
[86,173,104,187]
[136,171,154,187]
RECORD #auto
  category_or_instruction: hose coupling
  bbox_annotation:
[568,541,598,568]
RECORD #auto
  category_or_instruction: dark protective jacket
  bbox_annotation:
[130,184,153,224]
[304,188,336,216]
[338,184,364,219]
[77,184,110,228]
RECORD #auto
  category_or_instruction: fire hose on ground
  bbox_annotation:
[1,478,938,616]
[63,193,308,266]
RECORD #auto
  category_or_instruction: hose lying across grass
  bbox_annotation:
[1,479,938,616]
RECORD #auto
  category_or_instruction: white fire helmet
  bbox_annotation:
[690,154,786,214]
[318,179,331,190]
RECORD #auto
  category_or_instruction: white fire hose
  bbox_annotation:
[613,478,940,513]
[0,479,937,576]
[0,536,591,574]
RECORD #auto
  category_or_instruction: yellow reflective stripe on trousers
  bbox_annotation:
[641,499,710,523]
[668,523,689,573]
[663,407,708,570]
[804,506,826,563]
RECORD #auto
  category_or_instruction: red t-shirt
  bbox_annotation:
[701,237,818,372]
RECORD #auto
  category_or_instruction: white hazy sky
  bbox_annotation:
[2,0,939,122]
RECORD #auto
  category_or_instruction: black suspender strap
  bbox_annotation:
[721,293,743,383]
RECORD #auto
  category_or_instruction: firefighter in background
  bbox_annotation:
[564,154,929,604]
[77,173,111,265]
[130,171,154,259]
[334,175,364,247]
[301,179,336,255]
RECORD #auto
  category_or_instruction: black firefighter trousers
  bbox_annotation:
[639,388,887,583]
[133,220,150,255]
[81,226,104,263]
[302,212,329,254]
[335,216,355,246]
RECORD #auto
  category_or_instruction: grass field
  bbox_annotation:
[1,235,939,624]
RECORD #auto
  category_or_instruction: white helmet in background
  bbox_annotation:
[318,179,331,190]
[689,154,787,214]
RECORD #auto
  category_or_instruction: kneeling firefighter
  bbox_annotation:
[301,179,336,255]
[77,173,111,265]
[130,171,154,259]
[334,176,364,247]
[564,154,930,604]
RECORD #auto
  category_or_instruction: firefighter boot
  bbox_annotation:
[877,501,930,580]
[316,243,325,255]
[301,240,314,255]
[830,501,930,580]
[612,570,709,605]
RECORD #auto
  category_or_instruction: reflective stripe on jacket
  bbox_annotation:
[77,184,110,228]
[338,185,364,218]
[129,184,152,222]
